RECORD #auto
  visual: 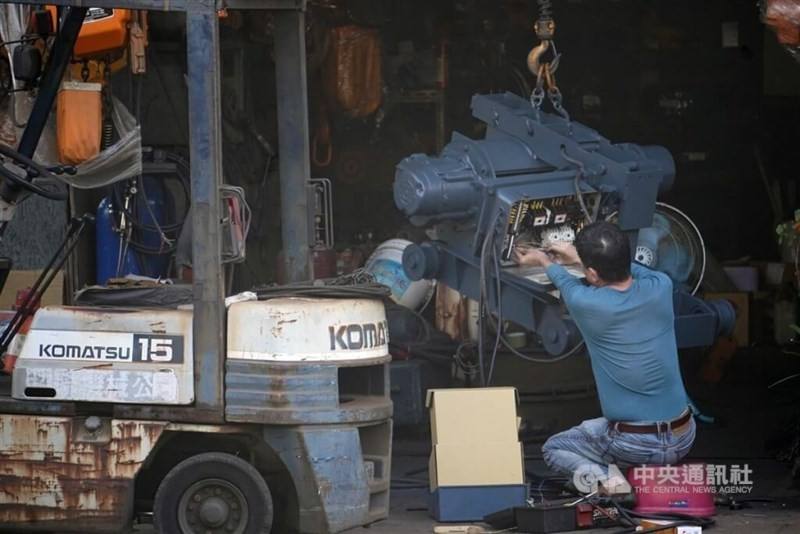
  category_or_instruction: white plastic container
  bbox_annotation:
[365,238,436,310]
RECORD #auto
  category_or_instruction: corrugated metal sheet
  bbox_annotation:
[0,415,167,532]
[226,359,392,425]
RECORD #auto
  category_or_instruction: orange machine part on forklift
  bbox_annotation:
[47,7,132,57]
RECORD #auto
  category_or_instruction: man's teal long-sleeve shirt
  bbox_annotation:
[546,262,688,423]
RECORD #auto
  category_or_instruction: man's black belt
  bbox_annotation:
[613,410,692,435]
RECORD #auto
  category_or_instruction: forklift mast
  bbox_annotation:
[1,0,315,423]
[0,2,393,533]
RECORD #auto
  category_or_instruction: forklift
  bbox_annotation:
[0,2,392,533]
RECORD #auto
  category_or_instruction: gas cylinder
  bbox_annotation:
[95,177,172,285]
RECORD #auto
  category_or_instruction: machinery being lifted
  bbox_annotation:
[392,0,734,370]
[395,91,735,365]
[0,3,390,534]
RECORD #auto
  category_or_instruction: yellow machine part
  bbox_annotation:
[47,6,132,58]
[56,81,102,165]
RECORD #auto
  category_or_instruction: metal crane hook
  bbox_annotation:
[527,40,549,76]
[527,19,560,78]
[528,42,561,78]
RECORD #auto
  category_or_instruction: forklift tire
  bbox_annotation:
[153,452,273,534]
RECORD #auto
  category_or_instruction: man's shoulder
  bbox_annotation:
[635,266,674,288]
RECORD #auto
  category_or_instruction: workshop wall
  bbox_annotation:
[553,0,770,260]
[107,0,796,290]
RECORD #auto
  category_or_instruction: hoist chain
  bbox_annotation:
[527,2,569,120]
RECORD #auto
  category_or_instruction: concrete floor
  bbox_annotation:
[368,456,800,534]
[364,345,800,533]
[368,493,800,534]
[128,345,800,533]
[133,492,800,534]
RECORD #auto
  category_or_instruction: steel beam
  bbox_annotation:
[221,0,305,9]
[186,9,225,422]
[2,0,305,12]
[274,9,311,282]
[0,0,211,10]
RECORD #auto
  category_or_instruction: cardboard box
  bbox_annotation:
[426,387,519,445]
[705,292,748,347]
[429,441,525,490]
[0,270,64,310]
[430,485,528,522]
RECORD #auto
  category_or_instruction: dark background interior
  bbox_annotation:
[110,0,800,291]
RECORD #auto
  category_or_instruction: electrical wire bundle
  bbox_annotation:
[255,283,391,301]
[385,301,464,371]
[109,151,191,277]
[254,276,391,301]
[476,212,586,387]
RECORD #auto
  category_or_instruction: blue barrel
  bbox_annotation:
[95,177,173,285]
[135,176,171,278]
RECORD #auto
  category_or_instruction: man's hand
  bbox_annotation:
[546,242,581,266]
[513,245,553,267]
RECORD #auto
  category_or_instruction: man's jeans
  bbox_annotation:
[542,416,696,489]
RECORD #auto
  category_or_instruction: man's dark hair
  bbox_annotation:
[574,221,631,283]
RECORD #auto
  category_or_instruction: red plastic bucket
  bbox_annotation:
[627,464,716,517]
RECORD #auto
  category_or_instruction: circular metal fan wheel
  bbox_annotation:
[608,202,706,295]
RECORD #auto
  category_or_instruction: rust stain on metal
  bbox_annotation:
[149,321,167,334]
[81,363,114,370]
[0,415,167,530]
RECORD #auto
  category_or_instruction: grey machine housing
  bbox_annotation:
[394,92,735,356]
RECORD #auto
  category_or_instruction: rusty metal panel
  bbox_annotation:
[274,8,312,282]
[186,7,226,423]
[0,415,167,532]
[284,424,371,533]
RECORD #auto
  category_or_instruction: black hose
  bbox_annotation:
[254,283,390,301]
[0,144,66,200]
[113,154,190,234]
[110,151,191,257]
[477,215,498,386]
